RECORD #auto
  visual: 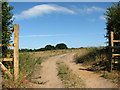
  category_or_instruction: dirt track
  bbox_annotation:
[26,54,66,88]
[27,53,116,88]
[62,53,116,88]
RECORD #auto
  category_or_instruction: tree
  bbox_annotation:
[104,2,120,55]
[104,2,120,42]
[2,2,14,57]
[39,48,46,51]
[55,43,68,49]
[45,45,55,50]
[104,2,120,72]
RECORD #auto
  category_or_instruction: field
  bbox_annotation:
[2,49,75,88]
[2,47,119,88]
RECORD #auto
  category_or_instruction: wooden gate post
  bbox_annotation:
[109,31,120,72]
[118,57,120,88]
[14,24,19,81]
[110,31,114,72]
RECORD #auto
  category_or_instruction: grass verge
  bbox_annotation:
[74,47,119,87]
[2,53,42,88]
[2,49,75,88]
[57,62,85,88]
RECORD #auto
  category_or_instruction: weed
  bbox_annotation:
[101,74,109,79]
[57,62,85,88]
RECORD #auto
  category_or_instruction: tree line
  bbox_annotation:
[19,43,68,52]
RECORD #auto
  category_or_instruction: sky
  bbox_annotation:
[9,2,116,49]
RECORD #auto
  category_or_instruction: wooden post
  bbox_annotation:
[0,62,13,79]
[111,31,114,48]
[118,57,120,88]
[109,31,114,72]
[14,24,19,81]
[0,64,2,90]
[111,31,114,72]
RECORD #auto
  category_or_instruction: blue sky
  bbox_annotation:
[9,2,115,49]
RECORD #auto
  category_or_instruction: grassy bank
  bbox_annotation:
[2,49,75,88]
[74,47,108,68]
[2,53,41,88]
[57,62,85,88]
[74,47,119,87]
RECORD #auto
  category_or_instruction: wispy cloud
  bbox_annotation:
[86,6,105,13]
[73,6,105,14]
[88,18,96,22]
[20,34,66,37]
[14,4,105,20]
[14,4,75,20]
[99,15,105,20]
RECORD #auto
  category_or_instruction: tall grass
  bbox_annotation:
[74,47,119,87]
[2,49,75,88]
[75,47,119,71]
[2,52,42,88]
[57,62,85,88]
[19,53,41,77]
[74,47,110,71]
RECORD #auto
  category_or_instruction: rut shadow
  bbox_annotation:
[79,68,96,71]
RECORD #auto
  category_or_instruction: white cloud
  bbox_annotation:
[74,6,105,14]
[14,5,105,20]
[14,4,75,20]
[87,6,105,13]
[99,16,105,20]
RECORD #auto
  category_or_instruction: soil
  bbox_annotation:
[26,53,117,88]
[62,53,117,88]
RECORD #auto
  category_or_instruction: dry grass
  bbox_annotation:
[57,62,85,88]
[74,47,119,87]
[2,49,75,88]
[28,49,75,59]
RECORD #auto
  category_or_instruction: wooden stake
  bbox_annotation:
[0,62,13,79]
[109,31,113,72]
[0,58,13,61]
[0,63,2,90]
[110,31,114,72]
[14,24,19,81]
[118,57,120,89]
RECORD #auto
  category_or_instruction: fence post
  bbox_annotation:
[118,57,120,88]
[14,24,19,81]
[109,31,114,72]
